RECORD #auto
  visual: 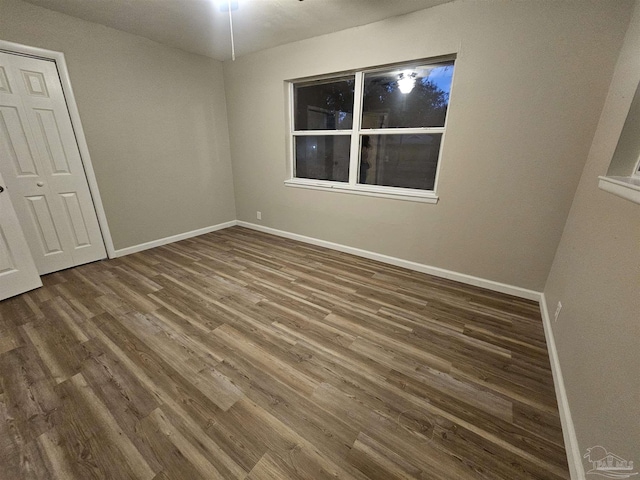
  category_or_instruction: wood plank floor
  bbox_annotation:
[0,226,569,479]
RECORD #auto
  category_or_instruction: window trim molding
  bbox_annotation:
[597,175,640,205]
[285,56,456,202]
[284,178,439,203]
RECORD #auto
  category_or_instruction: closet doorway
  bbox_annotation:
[0,43,113,300]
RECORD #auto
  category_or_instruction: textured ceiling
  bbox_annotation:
[21,0,454,61]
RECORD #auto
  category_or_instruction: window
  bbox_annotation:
[287,59,455,202]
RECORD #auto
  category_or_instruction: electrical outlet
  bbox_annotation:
[257,211,262,220]
[554,301,562,321]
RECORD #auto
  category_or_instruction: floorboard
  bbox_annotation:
[0,227,569,479]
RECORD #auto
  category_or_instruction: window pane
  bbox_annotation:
[295,135,351,182]
[362,62,454,129]
[359,134,442,190]
[294,78,355,130]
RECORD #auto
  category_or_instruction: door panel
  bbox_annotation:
[0,105,39,176]
[60,192,91,247]
[25,195,64,254]
[0,170,42,299]
[0,82,73,271]
[0,229,16,274]
[21,70,49,97]
[0,52,106,275]
[33,108,72,174]
[0,66,11,93]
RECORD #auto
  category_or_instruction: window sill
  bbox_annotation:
[284,179,439,203]
[598,176,640,205]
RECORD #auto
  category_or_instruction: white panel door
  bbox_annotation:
[0,170,42,299]
[0,52,106,275]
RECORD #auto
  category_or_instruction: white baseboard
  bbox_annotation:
[113,220,238,257]
[113,220,541,301]
[236,221,541,301]
[540,294,584,480]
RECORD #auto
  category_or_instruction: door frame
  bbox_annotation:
[0,39,115,258]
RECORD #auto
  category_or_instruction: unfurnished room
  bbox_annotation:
[0,0,638,479]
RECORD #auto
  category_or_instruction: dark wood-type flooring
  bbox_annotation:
[0,226,569,479]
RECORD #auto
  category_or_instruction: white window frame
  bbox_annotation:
[285,58,455,204]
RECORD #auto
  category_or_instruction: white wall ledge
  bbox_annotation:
[598,175,640,204]
[284,179,439,204]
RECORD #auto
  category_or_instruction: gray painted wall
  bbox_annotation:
[544,0,640,466]
[0,0,237,250]
[223,0,631,292]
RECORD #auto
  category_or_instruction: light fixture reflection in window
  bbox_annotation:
[398,70,417,94]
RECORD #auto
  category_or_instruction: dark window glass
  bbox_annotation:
[295,135,351,182]
[294,78,355,130]
[362,63,453,129]
[359,134,442,190]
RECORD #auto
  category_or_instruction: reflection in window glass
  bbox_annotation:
[362,63,454,129]
[359,134,442,190]
[295,135,351,182]
[294,78,355,130]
